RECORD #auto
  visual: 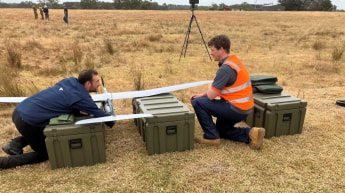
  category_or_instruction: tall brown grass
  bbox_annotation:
[5,40,22,68]
[332,46,344,61]
[131,64,145,90]
[72,40,83,66]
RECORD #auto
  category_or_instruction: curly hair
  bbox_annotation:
[207,35,231,53]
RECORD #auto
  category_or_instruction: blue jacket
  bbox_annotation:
[16,77,114,128]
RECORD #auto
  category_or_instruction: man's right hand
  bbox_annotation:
[190,93,206,101]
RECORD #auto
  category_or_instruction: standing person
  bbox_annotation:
[63,4,68,24]
[32,4,38,19]
[0,70,114,169]
[43,5,49,21]
[39,4,44,20]
[190,35,265,149]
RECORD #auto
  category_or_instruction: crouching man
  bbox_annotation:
[1,69,114,169]
[190,35,265,149]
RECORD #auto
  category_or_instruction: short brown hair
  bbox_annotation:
[78,69,98,85]
[208,35,231,53]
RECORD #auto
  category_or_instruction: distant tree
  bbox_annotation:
[332,5,337,11]
[114,0,160,10]
[278,0,304,11]
[114,0,121,9]
[219,3,227,10]
[161,3,168,10]
[80,0,98,9]
[18,1,34,8]
[317,0,333,11]
[239,2,254,11]
[141,0,159,10]
[279,0,333,11]
[38,0,46,4]
[47,0,59,8]
[209,3,218,10]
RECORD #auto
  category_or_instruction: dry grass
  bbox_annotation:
[0,9,345,192]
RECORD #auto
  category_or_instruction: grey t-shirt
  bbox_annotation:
[212,56,237,90]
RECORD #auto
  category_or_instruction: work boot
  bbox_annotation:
[249,127,265,149]
[2,136,28,155]
[194,136,221,146]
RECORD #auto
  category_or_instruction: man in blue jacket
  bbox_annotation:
[0,69,114,169]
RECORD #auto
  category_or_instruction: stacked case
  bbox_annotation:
[246,92,307,138]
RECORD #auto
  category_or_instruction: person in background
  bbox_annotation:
[32,4,38,19]
[43,5,49,21]
[39,4,44,20]
[0,70,114,169]
[190,35,265,149]
[63,4,68,24]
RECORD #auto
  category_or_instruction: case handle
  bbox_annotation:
[69,138,83,149]
[166,126,177,135]
[283,113,292,122]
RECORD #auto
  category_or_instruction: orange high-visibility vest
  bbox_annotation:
[214,55,253,110]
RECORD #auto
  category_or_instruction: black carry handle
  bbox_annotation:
[166,126,177,135]
[69,139,83,149]
[283,113,292,122]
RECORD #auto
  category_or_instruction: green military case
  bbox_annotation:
[246,92,307,138]
[44,116,106,170]
[133,93,195,155]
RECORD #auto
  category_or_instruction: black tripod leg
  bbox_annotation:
[193,16,212,61]
[184,15,194,58]
[179,15,194,62]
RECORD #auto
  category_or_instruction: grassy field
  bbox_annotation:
[0,8,345,192]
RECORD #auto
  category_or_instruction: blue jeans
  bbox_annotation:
[63,14,68,24]
[191,97,251,143]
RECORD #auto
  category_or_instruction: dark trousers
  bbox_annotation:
[191,97,251,143]
[4,109,49,168]
[63,14,68,24]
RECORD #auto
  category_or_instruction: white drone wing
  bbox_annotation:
[75,113,153,125]
[91,80,212,101]
[0,80,211,103]
[0,97,27,103]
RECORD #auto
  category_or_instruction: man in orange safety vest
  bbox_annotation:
[190,35,265,149]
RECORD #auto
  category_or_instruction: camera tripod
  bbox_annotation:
[179,5,212,62]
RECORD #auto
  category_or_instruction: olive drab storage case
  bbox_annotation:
[246,92,307,138]
[44,116,106,169]
[132,93,195,155]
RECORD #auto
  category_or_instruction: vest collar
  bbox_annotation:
[218,55,230,67]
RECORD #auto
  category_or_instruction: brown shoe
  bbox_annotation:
[249,127,265,149]
[194,136,220,146]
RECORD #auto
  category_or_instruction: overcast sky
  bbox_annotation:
[2,0,344,10]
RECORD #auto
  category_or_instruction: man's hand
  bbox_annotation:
[79,111,89,115]
[190,93,206,101]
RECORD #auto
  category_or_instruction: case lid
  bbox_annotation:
[253,92,307,110]
[250,75,278,86]
[44,116,103,137]
[135,93,194,122]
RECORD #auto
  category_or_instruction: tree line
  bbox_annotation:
[278,0,335,11]
[0,0,338,11]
